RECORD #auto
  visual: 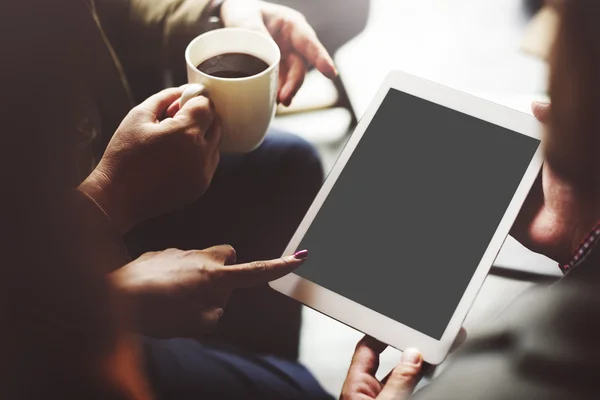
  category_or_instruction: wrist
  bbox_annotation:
[71,188,132,274]
[108,266,135,298]
[78,169,134,236]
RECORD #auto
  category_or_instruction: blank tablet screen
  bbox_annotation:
[295,88,540,340]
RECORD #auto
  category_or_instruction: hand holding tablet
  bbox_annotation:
[270,71,543,364]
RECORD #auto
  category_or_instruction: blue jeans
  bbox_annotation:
[141,338,333,400]
[125,131,332,399]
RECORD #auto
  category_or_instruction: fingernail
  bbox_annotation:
[293,250,308,260]
[331,63,339,77]
[216,308,224,319]
[401,348,422,365]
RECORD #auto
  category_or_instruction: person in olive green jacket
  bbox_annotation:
[70,0,363,363]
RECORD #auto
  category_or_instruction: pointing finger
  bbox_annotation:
[220,250,308,288]
[279,53,307,106]
[348,336,388,377]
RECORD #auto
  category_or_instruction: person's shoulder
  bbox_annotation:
[414,284,600,399]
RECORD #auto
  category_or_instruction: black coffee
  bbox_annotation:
[197,53,270,79]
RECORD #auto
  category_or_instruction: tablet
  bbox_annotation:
[270,70,543,364]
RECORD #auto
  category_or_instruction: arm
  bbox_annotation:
[72,188,131,274]
[75,85,219,274]
[92,0,213,100]
[93,0,337,105]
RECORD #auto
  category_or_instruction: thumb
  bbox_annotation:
[137,87,186,120]
[378,348,422,400]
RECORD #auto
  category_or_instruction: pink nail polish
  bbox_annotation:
[293,250,308,260]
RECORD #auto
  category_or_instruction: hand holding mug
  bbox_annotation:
[178,0,338,154]
[79,86,221,234]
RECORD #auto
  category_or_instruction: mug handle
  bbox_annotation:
[180,83,210,108]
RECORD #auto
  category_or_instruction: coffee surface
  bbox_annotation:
[197,53,269,78]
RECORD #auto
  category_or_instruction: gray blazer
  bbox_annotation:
[413,248,600,399]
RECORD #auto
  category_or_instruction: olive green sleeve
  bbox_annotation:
[93,0,212,101]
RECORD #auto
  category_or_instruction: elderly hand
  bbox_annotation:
[78,86,220,235]
[220,0,337,106]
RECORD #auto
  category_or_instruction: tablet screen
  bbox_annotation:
[295,88,540,340]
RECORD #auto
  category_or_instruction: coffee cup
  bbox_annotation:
[181,28,281,153]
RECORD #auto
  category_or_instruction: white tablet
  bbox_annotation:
[270,70,543,364]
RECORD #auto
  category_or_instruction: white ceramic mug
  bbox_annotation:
[181,28,281,153]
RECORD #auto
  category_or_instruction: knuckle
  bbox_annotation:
[251,260,268,273]
[273,15,290,30]
[182,126,203,141]
[281,16,295,30]
[187,97,214,119]
[180,249,199,258]
[391,365,419,381]
[163,248,182,255]
[128,107,149,121]
[222,244,236,259]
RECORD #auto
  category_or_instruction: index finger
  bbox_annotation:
[172,95,215,134]
[266,12,337,79]
[219,250,308,288]
[138,87,186,119]
[348,336,388,376]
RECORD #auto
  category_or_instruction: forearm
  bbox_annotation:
[72,188,131,274]
[117,0,211,76]
[92,0,212,99]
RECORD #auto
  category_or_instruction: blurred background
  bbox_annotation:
[270,0,559,395]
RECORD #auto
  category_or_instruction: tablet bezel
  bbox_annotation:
[269,70,543,365]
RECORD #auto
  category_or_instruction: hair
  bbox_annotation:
[547,0,600,201]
